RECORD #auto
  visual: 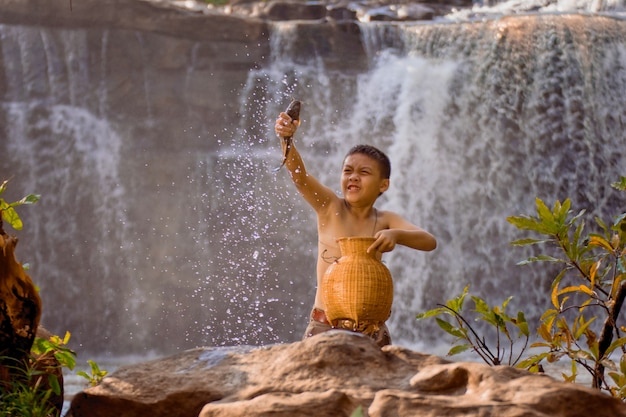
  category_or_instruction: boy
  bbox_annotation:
[274,110,437,347]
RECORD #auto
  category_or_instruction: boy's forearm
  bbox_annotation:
[282,144,334,210]
[285,145,308,186]
[396,229,437,252]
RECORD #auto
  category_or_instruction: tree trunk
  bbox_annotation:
[0,219,42,379]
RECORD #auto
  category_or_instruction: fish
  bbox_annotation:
[273,99,301,172]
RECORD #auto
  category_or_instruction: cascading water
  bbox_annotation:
[0,3,625,358]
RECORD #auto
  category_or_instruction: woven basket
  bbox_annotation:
[321,237,393,332]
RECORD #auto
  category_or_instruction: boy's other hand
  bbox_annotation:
[275,112,300,138]
[367,230,397,254]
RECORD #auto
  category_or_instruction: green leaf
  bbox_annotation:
[589,234,613,251]
[448,344,470,356]
[613,213,626,231]
[510,238,551,246]
[568,209,586,227]
[604,337,626,357]
[507,215,541,231]
[501,296,514,310]
[446,285,469,312]
[573,316,596,340]
[76,370,90,379]
[620,354,626,375]
[416,308,446,320]
[435,317,465,338]
[31,337,54,356]
[0,182,39,230]
[517,352,550,370]
[471,296,489,315]
[11,193,41,206]
[611,176,626,191]
[88,359,102,375]
[557,199,572,222]
[587,341,600,360]
[570,220,586,260]
[557,285,592,298]
[518,255,563,265]
[595,216,609,234]
[515,311,529,336]
[48,374,61,396]
[1,205,22,230]
[537,255,563,262]
[608,371,624,386]
[536,198,553,221]
[55,349,77,370]
[551,269,567,291]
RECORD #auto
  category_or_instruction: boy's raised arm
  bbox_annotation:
[274,112,336,212]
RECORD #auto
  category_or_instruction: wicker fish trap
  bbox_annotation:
[321,237,393,333]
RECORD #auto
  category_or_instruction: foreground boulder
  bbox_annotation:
[68,331,626,417]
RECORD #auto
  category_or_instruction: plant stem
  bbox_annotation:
[594,280,626,388]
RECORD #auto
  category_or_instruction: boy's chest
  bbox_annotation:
[318,209,379,239]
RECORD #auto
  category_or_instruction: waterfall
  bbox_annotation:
[1,8,625,357]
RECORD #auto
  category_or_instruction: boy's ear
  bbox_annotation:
[379,178,390,194]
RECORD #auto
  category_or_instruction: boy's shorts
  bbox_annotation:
[303,307,391,348]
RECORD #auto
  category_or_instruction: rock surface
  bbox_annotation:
[161,0,473,22]
[68,331,626,417]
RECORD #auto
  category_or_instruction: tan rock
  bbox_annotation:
[199,390,360,417]
[69,331,626,417]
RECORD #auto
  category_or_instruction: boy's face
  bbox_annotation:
[341,153,390,204]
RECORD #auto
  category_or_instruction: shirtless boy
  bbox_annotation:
[274,110,437,347]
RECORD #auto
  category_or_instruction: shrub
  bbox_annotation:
[417,176,626,398]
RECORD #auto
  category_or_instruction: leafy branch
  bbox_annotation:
[0,179,40,231]
[417,176,626,398]
[507,189,626,392]
[416,285,529,367]
[1,179,108,414]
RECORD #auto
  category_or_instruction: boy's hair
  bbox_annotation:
[344,144,391,179]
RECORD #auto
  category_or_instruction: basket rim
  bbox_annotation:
[336,236,376,243]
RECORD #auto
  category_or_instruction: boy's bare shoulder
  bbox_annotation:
[317,194,346,213]
[376,208,398,219]
[376,209,417,229]
[315,197,351,230]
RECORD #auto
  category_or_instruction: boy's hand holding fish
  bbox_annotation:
[275,110,300,137]
[273,100,301,171]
